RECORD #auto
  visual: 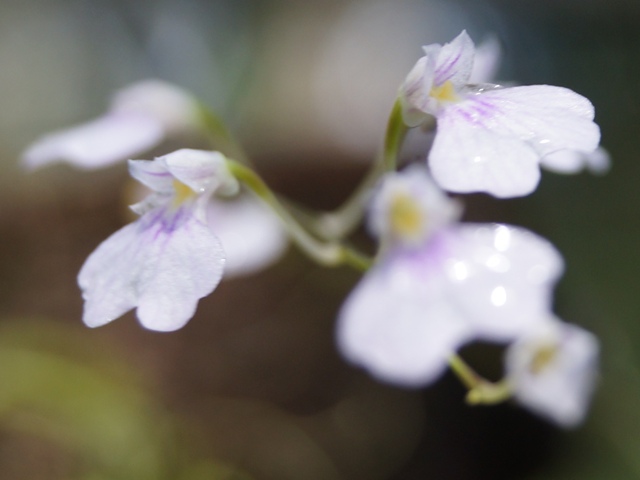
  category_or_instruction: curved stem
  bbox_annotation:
[448,353,513,405]
[196,103,251,166]
[310,98,410,241]
[195,98,410,244]
[448,353,483,390]
[465,379,512,405]
[226,159,372,271]
[310,157,385,240]
[197,97,410,246]
[382,97,409,172]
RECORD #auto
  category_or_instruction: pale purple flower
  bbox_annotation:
[78,149,238,332]
[337,166,564,386]
[399,31,601,198]
[505,318,599,427]
[23,80,200,170]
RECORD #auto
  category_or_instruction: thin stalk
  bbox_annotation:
[227,159,372,271]
[382,97,409,172]
[310,98,410,240]
[196,103,250,166]
[448,353,513,405]
[448,353,483,390]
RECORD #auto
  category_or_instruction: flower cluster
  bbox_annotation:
[23,30,603,428]
[337,166,598,426]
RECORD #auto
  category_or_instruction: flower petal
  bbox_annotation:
[505,319,599,427]
[540,146,611,175]
[429,84,600,197]
[78,206,225,331]
[429,110,542,197]
[135,211,225,331]
[128,158,174,193]
[400,55,437,126]
[441,224,564,341]
[433,30,475,88]
[337,250,473,387]
[465,85,600,156]
[161,149,239,197]
[78,222,141,327]
[110,79,200,134]
[23,113,164,170]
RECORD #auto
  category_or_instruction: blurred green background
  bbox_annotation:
[0,0,639,478]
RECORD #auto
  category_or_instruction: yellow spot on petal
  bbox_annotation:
[529,344,558,375]
[430,80,460,104]
[172,179,195,206]
[389,192,424,240]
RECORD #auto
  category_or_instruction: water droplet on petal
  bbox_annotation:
[490,286,507,307]
[493,225,511,252]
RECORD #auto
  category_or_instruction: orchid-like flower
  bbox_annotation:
[23,80,201,170]
[399,31,601,198]
[505,318,599,427]
[78,149,239,332]
[337,166,564,386]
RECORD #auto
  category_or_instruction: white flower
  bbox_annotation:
[399,31,601,198]
[367,164,462,248]
[337,167,564,386]
[505,318,599,427]
[78,149,238,332]
[23,80,200,170]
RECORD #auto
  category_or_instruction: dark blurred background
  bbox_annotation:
[0,0,639,479]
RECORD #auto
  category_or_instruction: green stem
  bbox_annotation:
[465,379,513,405]
[310,156,386,240]
[227,159,372,271]
[195,98,410,244]
[448,353,482,390]
[309,98,410,241]
[196,103,250,166]
[448,354,513,406]
[383,97,409,172]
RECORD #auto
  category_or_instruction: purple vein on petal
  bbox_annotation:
[144,171,172,178]
[435,51,462,86]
